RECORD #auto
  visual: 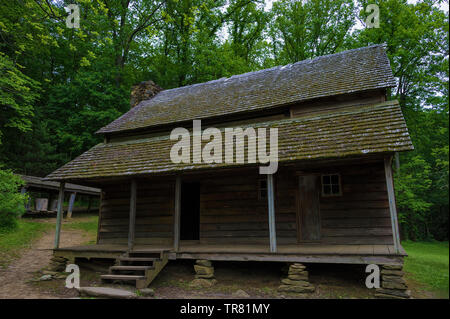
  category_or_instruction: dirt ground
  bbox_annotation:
[0,217,439,299]
[0,227,87,299]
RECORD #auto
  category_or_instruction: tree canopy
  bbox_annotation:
[0,0,448,240]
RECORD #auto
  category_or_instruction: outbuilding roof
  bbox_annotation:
[97,45,396,135]
[46,100,413,181]
[20,175,100,195]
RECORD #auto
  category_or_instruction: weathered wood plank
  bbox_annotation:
[54,182,65,249]
[66,192,76,219]
[128,179,137,251]
[384,156,401,254]
[174,176,181,251]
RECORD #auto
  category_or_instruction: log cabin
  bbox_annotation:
[45,45,413,289]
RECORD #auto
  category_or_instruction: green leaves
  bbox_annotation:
[0,168,27,230]
[0,54,40,144]
[270,0,356,64]
[0,0,447,240]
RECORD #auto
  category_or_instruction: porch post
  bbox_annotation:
[173,176,181,251]
[66,192,77,218]
[54,182,65,249]
[267,174,277,253]
[384,156,401,253]
[128,179,137,251]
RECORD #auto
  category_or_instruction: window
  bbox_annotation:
[258,179,267,200]
[321,174,341,196]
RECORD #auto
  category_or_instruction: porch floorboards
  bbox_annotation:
[54,243,406,265]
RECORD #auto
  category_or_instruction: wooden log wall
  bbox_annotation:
[197,162,392,245]
[97,161,392,246]
[97,179,174,245]
[198,169,301,245]
[198,170,268,244]
[314,162,393,244]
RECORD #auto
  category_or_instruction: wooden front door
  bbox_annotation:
[297,175,321,242]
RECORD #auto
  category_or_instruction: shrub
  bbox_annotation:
[0,169,27,231]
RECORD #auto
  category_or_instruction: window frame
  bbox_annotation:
[321,173,342,197]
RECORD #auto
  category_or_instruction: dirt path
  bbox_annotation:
[0,229,87,299]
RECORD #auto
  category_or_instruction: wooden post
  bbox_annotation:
[96,191,104,245]
[66,192,77,218]
[54,182,65,249]
[267,174,277,253]
[384,156,401,254]
[174,176,181,251]
[128,179,137,251]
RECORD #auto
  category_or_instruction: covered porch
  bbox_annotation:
[52,155,405,265]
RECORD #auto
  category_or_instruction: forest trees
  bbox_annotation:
[269,0,356,64]
[0,0,448,240]
[355,0,449,240]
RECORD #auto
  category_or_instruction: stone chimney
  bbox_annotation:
[130,80,163,108]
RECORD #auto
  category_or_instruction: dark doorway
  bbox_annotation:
[180,182,200,240]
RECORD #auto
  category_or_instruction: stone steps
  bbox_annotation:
[77,287,138,299]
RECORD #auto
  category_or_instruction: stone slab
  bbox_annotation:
[381,264,403,270]
[281,278,310,286]
[376,288,411,298]
[381,269,404,276]
[194,265,214,276]
[77,287,138,299]
[278,285,315,293]
[196,260,212,267]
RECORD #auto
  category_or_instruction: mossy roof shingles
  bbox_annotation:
[97,45,396,134]
[46,100,413,181]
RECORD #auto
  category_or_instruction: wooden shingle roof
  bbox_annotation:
[46,100,412,181]
[97,45,396,135]
[20,175,100,195]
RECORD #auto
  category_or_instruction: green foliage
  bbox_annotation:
[269,0,356,64]
[0,0,447,242]
[395,156,433,240]
[0,169,27,230]
[0,54,40,144]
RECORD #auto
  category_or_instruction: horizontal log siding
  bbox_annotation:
[198,169,297,244]
[317,162,393,245]
[98,180,174,245]
[198,162,392,245]
[199,171,269,244]
[96,161,392,246]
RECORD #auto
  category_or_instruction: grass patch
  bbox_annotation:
[62,216,98,245]
[402,241,449,298]
[0,219,52,268]
[62,216,98,235]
